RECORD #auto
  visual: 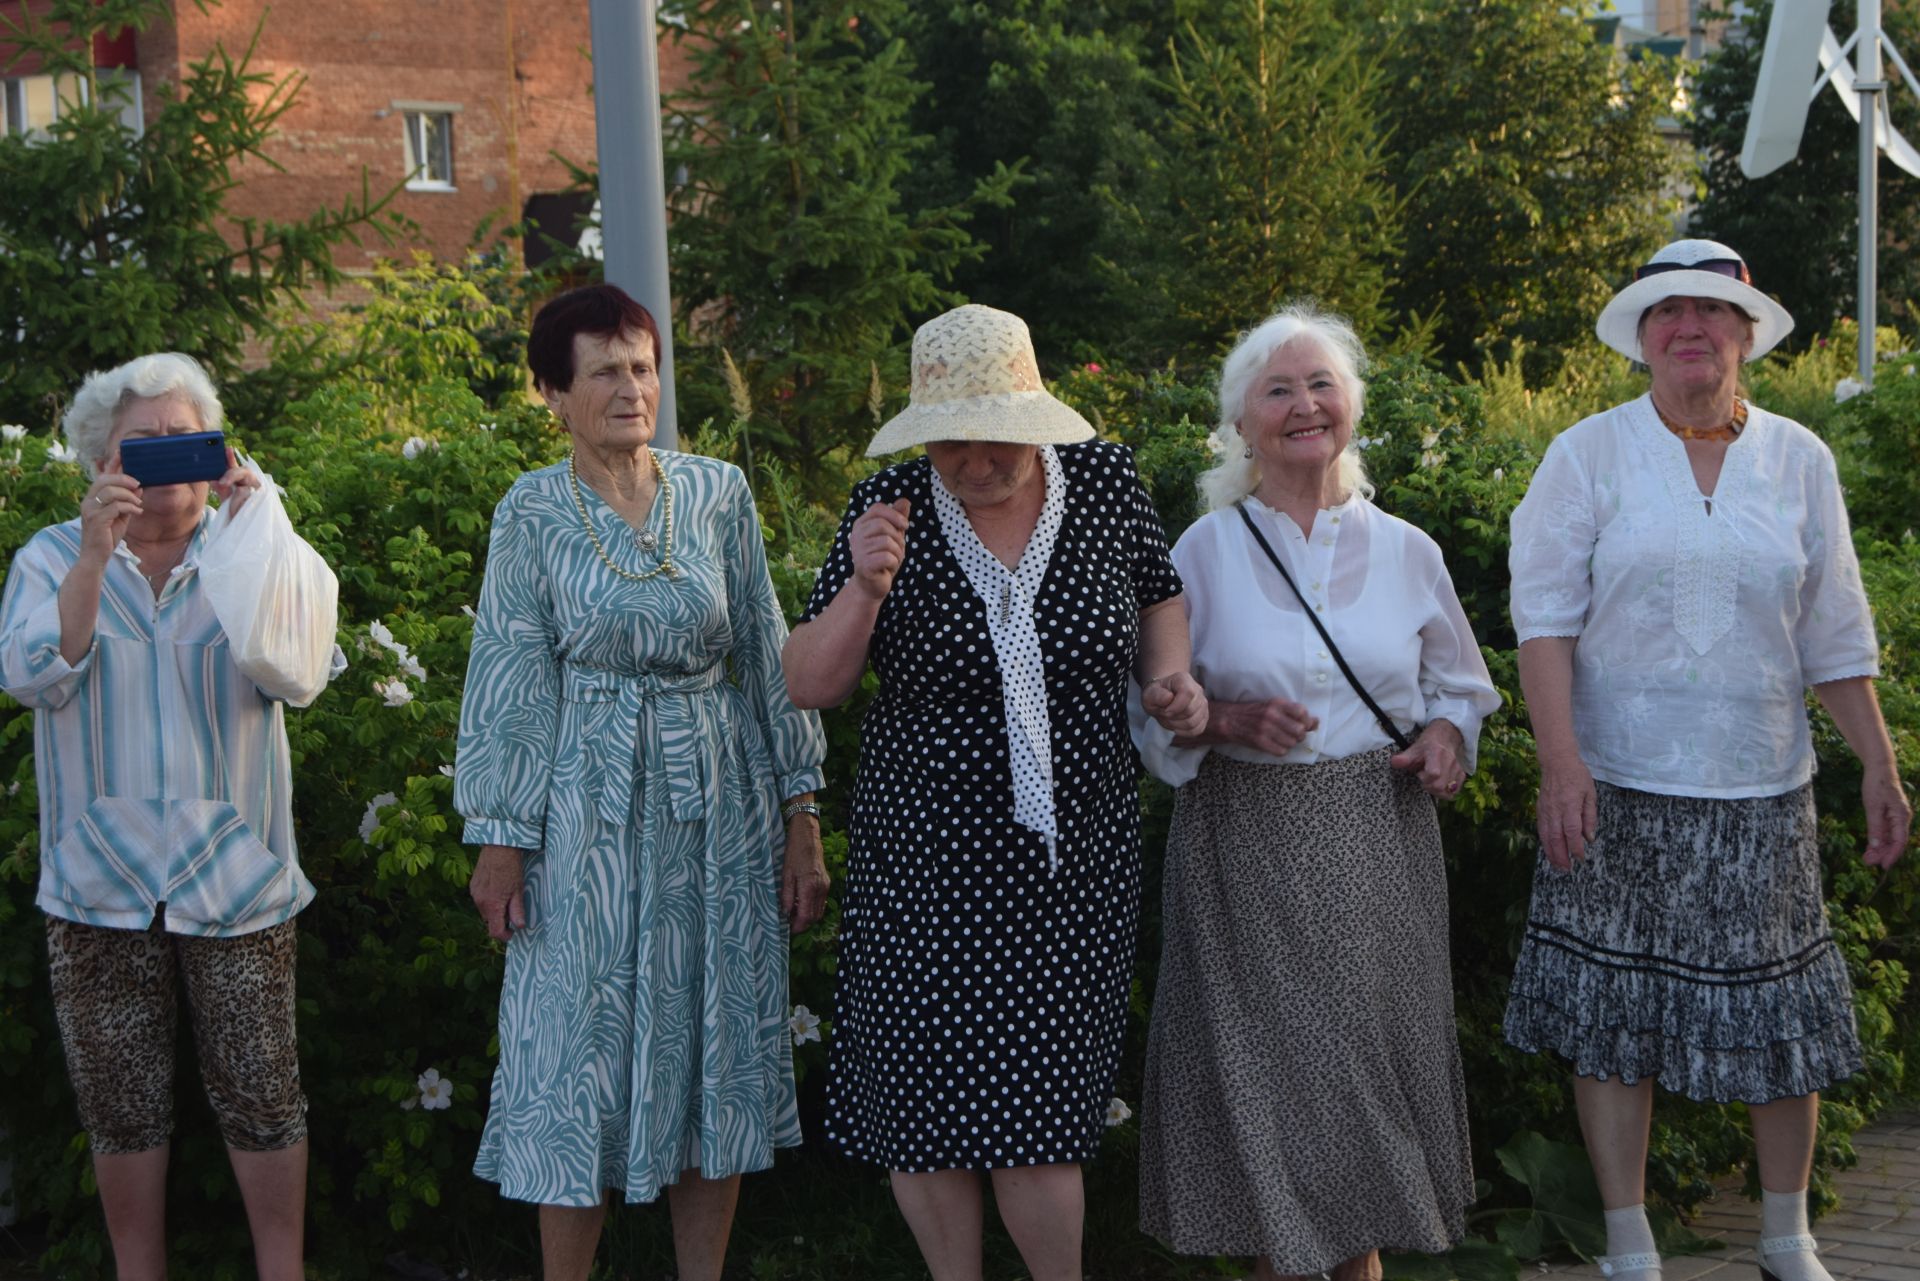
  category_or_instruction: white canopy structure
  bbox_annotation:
[1741,0,1919,387]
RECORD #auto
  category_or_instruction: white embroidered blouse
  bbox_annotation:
[1508,395,1879,799]
[1131,494,1500,788]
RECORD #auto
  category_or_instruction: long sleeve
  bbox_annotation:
[1794,445,1879,686]
[0,528,94,709]
[455,487,563,851]
[1509,434,1596,644]
[1412,537,1501,773]
[722,468,825,800]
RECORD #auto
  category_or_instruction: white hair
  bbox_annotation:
[63,353,224,478]
[1199,302,1373,513]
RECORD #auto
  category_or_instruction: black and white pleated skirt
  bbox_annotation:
[1504,780,1863,1104]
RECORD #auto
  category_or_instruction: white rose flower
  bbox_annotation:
[789,1004,823,1045]
[359,791,398,841]
[1834,377,1866,403]
[416,1068,453,1111]
[439,763,456,779]
[401,435,437,460]
[398,652,427,682]
[367,620,397,651]
[45,441,79,465]
[376,678,414,708]
[0,424,26,441]
[1105,1097,1133,1127]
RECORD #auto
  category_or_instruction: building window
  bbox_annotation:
[402,110,455,190]
[2,72,88,139]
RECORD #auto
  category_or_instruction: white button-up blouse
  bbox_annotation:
[1132,494,1500,787]
[1508,395,1879,799]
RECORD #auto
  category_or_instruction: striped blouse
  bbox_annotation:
[0,512,319,937]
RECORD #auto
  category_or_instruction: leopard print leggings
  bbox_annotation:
[46,916,308,1155]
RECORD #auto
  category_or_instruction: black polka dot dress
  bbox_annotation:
[801,441,1182,1172]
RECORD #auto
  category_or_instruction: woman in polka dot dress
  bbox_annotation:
[784,304,1206,1281]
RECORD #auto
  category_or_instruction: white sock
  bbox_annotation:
[1758,1189,1832,1281]
[1602,1204,1660,1275]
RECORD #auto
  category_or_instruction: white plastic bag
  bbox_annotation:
[197,462,341,707]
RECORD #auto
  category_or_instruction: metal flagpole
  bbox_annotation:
[1858,0,1882,388]
[589,0,678,446]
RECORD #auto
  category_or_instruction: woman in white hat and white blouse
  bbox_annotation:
[1505,239,1910,1281]
[783,303,1205,1281]
[1132,303,1500,1281]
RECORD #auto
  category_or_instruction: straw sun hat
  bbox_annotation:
[1594,238,1795,363]
[866,304,1095,457]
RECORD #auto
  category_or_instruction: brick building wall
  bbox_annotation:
[2,0,689,268]
[140,0,690,266]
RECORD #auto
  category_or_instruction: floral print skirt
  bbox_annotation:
[1504,781,1862,1103]
[1139,749,1472,1268]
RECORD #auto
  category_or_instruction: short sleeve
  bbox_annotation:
[1509,433,1596,643]
[1795,445,1879,686]
[1117,447,1182,609]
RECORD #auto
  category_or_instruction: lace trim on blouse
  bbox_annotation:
[1638,396,1767,656]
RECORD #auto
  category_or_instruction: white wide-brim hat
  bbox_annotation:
[1595,238,1795,363]
[866,304,1095,456]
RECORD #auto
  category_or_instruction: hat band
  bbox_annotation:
[1634,257,1752,285]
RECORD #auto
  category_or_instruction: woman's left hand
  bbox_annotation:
[1390,719,1469,800]
[211,446,262,512]
[1862,768,1913,869]
[1142,671,1208,738]
[782,813,830,934]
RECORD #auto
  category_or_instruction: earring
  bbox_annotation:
[1243,442,1253,459]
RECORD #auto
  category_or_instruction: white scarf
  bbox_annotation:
[931,444,1068,872]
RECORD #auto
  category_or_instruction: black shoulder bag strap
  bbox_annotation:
[1234,501,1413,752]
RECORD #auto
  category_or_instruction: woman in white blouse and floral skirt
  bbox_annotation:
[1505,240,1911,1281]
[1132,303,1500,1281]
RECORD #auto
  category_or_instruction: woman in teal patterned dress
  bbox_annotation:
[454,285,827,1281]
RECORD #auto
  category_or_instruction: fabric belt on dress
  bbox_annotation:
[561,662,725,826]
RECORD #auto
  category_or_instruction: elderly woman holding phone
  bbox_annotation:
[455,284,827,1281]
[1132,304,1500,1281]
[1505,240,1910,1281]
[784,304,1205,1281]
[0,353,327,1281]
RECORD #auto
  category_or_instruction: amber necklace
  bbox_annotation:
[1654,397,1748,443]
[567,448,677,582]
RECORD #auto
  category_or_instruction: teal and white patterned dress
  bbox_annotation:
[455,451,825,1207]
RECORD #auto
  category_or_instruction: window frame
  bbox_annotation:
[396,102,459,192]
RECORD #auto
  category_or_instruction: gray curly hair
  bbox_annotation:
[1199,302,1373,513]
[63,353,224,479]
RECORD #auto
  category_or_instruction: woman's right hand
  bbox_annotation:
[470,844,527,942]
[1207,697,1319,755]
[1535,755,1598,871]
[851,498,911,601]
[78,456,141,564]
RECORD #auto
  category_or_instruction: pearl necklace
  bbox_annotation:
[567,449,677,583]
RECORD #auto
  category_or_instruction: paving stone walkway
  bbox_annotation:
[1534,1112,1920,1280]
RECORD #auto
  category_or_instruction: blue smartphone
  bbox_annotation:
[119,431,229,487]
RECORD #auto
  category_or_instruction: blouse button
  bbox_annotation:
[1317,649,1329,660]
[1314,672,1328,684]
